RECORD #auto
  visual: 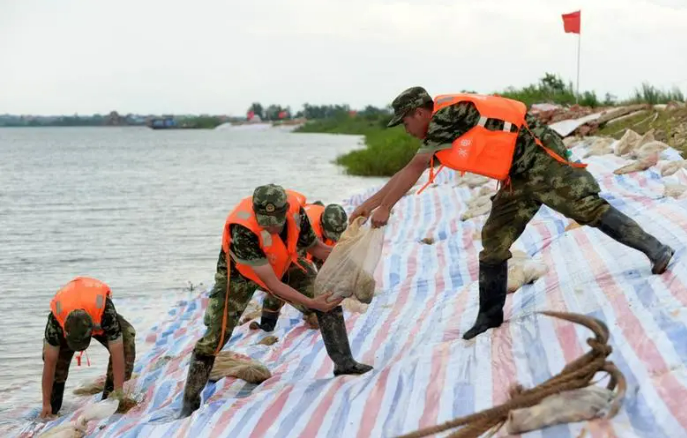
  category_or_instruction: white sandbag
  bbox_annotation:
[633,140,669,161]
[39,399,119,437]
[613,152,659,175]
[460,201,492,221]
[583,137,614,157]
[505,386,614,434]
[664,184,687,199]
[614,129,641,156]
[507,250,548,293]
[660,160,687,176]
[457,173,490,188]
[314,217,384,304]
[342,298,369,314]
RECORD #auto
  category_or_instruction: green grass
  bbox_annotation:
[333,128,420,176]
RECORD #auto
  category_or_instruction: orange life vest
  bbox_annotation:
[304,203,336,247]
[417,93,586,193]
[285,189,307,207]
[221,194,303,290]
[49,277,111,337]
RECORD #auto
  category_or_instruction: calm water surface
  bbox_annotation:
[0,125,385,420]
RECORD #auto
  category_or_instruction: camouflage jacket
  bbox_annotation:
[417,101,568,176]
[44,298,122,348]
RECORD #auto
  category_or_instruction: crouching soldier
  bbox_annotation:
[40,277,136,418]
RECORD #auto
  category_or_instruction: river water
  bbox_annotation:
[0,125,385,420]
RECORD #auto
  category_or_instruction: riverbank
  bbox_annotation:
[17,133,687,437]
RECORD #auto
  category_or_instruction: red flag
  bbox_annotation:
[562,10,581,34]
[278,111,287,119]
[247,110,254,120]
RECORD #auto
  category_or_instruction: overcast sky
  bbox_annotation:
[1,0,686,116]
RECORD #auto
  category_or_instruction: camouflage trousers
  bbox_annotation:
[194,257,317,357]
[43,314,136,408]
[480,150,610,265]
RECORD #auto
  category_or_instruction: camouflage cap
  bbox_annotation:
[387,86,433,127]
[253,184,288,227]
[64,310,93,351]
[321,204,347,241]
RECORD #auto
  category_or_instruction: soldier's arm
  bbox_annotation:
[101,300,125,392]
[40,315,61,417]
[252,264,341,312]
[374,103,480,216]
[297,207,333,262]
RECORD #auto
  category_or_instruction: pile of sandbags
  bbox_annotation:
[461,186,496,221]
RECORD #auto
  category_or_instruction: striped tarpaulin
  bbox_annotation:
[17,140,687,437]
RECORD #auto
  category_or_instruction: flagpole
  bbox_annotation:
[576,32,580,104]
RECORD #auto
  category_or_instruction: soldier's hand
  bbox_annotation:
[348,204,370,224]
[370,206,390,228]
[310,292,342,312]
[40,403,52,419]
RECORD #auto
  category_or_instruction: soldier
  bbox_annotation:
[350,86,674,340]
[40,277,136,418]
[179,184,371,418]
[258,202,348,332]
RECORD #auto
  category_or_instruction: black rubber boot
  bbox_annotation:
[50,381,66,415]
[463,260,508,340]
[596,206,674,274]
[178,352,216,418]
[316,306,373,376]
[257,314,278,332]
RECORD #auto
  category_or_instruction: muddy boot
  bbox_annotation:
[463,260,507,340]
[178,352,215,419]
[596,206,674,274]
[316,306,372,376]
[50,381,66,415]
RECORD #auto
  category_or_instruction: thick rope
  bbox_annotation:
[396,311,627,438]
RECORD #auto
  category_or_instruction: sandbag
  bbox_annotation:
[314,217,384,304]
[39,399,119,438]
[209,351,271,384]
[461,194,493,221]
[457,173,490,188]
[664,183,687,199]
[613,152,659,175]
[660,160,687,176]
[614,129,642,156]
[633,140,668,161]
[507,250,548,293]
[582,137,614,157]
[342,297,369,314]
[505,386,614,434]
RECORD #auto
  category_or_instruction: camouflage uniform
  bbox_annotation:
[387,87,674,340]
[42,298,136,414]
[179,184,372,418]
[263,203,348,319]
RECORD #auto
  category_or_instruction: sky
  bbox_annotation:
[1,0,687,116]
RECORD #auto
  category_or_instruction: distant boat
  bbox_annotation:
[147,117,186,130]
